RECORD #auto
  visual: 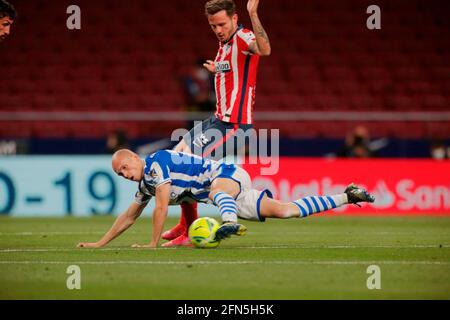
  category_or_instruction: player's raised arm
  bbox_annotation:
[132,182,171,248]
[247,0,271,56]
[77,201,147,248]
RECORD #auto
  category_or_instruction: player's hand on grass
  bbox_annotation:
[77,242,102,248]
[203,60,215,73]
[247,0,260,15]
[131,243,157,249]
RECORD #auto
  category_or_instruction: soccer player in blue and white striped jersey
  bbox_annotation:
[77,149,375,249]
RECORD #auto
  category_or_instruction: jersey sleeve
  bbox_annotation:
[147,150,172,188]
[134,180,152,205]
[237,29,256,53]
[150,161,171,187]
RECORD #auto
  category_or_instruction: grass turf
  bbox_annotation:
[0,215,449,299]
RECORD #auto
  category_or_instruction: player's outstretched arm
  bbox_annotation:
[247,0,271,56]
[132,183,171,248]
[77,202,147,248]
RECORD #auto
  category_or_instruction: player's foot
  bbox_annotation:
[161,234,193,247]
[214,222,247,241]
[345,183,375,206]
[162,223,186,241]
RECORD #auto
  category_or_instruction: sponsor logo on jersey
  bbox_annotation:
[193,134,210,148]
[215,60,231,73]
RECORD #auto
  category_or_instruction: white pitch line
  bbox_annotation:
[0,248,131,253]
[0,244,449,253]
[0,231,428,236]
[249,231,421,235]
[234,244,450,249]
[0,231,135,236]
[0,260,448,266]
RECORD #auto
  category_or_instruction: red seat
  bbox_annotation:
[1,0,448,139]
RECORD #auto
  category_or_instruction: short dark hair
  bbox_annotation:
[205,0,236,17]
[0,0,16,20]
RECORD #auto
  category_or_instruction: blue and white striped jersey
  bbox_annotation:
[137,150,233,205]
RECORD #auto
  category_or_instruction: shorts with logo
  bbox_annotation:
[183,116,253,161]
[211,163,273,222]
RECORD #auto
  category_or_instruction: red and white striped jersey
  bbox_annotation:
[214,27,260,125]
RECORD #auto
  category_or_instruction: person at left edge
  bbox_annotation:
[0,0,16,42]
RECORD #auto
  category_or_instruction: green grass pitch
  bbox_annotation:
[0,215,449,299]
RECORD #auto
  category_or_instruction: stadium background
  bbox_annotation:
[0,0,449,301]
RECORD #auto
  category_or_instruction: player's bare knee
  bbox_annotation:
[210,178,240,199]
[209,188,237,202]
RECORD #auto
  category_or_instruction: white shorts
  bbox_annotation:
[212,164,273,222]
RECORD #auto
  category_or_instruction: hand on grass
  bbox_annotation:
[77,242,102,248]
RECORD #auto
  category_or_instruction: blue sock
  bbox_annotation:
[213,192,238,223]
[292,194,347,218]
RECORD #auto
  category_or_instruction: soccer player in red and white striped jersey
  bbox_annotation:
[205,0,270,125]
[164,0,271,246]
[211,23,260,124]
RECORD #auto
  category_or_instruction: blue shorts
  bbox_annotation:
[183,116,253,161]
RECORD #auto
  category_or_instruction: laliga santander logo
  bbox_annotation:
[246,158,450,213]
[396,179,450,211]
[370,180,395,209]
[251,177,378,212]
[251,176,450,212]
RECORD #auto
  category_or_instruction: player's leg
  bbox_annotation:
[258,196,299,219]
[260,184,375,219]
[164,118,244,242]
[173,139,192,154]
[209,177,240,222]
[260,194,347,218]
[161,202,198,246]
[161,126,198,241]
[209,177,247,240]
[161,209,186,240]
[162,199,198,245]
